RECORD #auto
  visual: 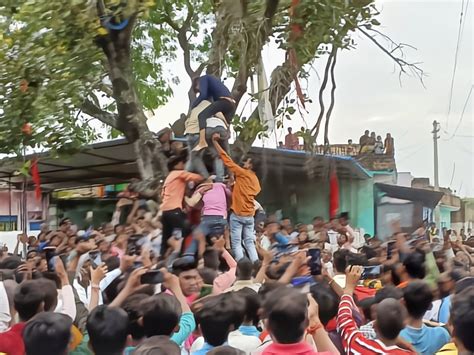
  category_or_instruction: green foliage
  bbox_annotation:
[0,1,104,155]
[0,0,382,159]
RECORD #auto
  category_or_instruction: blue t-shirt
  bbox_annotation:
[400,324,450,354]
[438,296,451,324]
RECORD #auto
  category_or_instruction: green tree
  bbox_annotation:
[0,0,420,186]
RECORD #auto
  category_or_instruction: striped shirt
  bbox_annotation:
[337,294,415,355]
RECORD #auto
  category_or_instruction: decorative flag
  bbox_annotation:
[30,159,42,201]
[329,165,339,219]
[257,59,275,133]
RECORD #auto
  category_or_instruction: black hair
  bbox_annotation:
[172,258,198,276]
[360,245,377,260]
[14,280,45,321]
[451,286,474,351]
[333,249,350,273]
[59,218,70,227]
[310,284,339,326]
[403,280,433,319]
[265,262,291,280]
[198,267,218,285]
[403,251,426,279]
[236,257,253,280]
[203,249,221,271]
[263,287,308,344]
[196,293,245,347]
[241,155,258,171]
[23,312,72,355]
[346,252,368,267]
[87,305,129,355]
[192,76,200,92]
[141,294,182,337]
[35,278,58,311]
[207,346,245,355]
[235,288,261,326]
[375,298,406,340]
[0,256,22,270]
[374,285,403,303]
[121,293,149,341]
[167,155,186,172]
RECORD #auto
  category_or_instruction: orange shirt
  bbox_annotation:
[161,170,202,211]
[216,145,261,216]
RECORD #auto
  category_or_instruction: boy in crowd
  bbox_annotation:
[400,281,451,354]
[86,305,130,355]
[0,280,45,355]
[23,312,72,355]
[260,286,338,354]
[337,266,415,354]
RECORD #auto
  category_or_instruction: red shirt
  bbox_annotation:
[262,341,333,355]
[0,322,26,355]
[337,294,415,354]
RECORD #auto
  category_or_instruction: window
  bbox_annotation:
[0,216,18,231]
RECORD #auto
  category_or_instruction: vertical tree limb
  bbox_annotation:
[323,49,338,154]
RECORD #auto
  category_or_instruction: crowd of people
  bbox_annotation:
[358,130,394,156]
[0,75,473,355]
[280,127,395,157]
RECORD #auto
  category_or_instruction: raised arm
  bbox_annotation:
[212,137,244,175]
[337,266,364,351]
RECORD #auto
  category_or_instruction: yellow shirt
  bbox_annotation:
[436,342,457,355]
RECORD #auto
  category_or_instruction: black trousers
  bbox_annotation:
[198,99,235,130]
[161,208,188,257]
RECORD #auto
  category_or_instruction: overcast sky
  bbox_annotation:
[148,0,473,197]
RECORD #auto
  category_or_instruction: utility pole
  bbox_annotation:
[432,120,440,226]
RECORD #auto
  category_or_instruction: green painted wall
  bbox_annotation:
[439,206,452,229]
[258,170,375,235]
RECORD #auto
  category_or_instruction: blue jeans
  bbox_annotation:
[230,213,258,262]
[185,134,209,178]
[186,130,228,182]
[199,215,228,237]
[183,215,227,257]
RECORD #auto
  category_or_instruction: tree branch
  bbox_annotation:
[82,99,119,130]
[310,49,335,138]
[358,26,426,87]
[323,49,338,153]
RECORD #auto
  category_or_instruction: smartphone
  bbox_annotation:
[44,247,56,272]
[361,265,382,280]
[387,241,396,260]
[307,248,322,275]
[89,250,101,269]
[140,270,164,284]
[172,228,183,240]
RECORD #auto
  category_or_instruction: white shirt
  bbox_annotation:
[228,330,262,354]
[73,268,122,308]
[0,281,11,332]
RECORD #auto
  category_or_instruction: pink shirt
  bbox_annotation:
[262,342,334,355]
[202,183,231,218]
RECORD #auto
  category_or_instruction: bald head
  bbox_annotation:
[375,298,406,341]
